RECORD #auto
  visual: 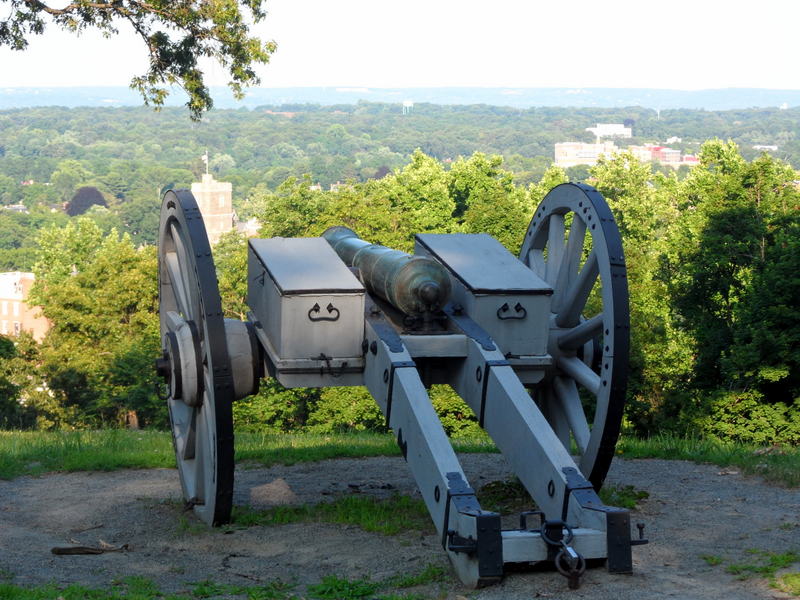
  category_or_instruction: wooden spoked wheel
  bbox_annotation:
[157,189,235,525]
[519,183,629,490]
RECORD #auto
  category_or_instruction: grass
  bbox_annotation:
[725,549,800,580]
[597,484,650,509]
[477,476,649,513]
[0,566,445,599]
[0,429,798,487]
[0,429,175,479]
[0,430,495,480]
[477,476,533,513]
[616,433,800,487]
[775,572,800,596]
[701,549,800,595]
[230,493,432,536]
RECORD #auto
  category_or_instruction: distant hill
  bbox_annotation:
[2,86,800,111]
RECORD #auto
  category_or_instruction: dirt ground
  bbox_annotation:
[1,454,798,599]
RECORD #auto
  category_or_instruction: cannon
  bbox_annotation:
[155,183,645,589]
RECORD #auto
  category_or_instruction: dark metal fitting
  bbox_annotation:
[154,353,170,378]
[447,530,477,555]
[631,522,649,546]
[519,510,545,530]
[540,519,575,546]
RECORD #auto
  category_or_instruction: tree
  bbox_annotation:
[1,0,276,119]
[448,153,530,252]
[591,151,690,433]
[66,186,107,216]
[29,220,161,427]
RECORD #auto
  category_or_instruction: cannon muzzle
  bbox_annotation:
[322,226,451,317]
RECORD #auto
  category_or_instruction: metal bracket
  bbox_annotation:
[441,472,503,579]
[562,467,636,573]
[384,360,417,428]
[366,308,405,353]
[477,359,510,427]
[444,303,496,351]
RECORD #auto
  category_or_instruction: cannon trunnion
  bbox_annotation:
[156,183,641,589]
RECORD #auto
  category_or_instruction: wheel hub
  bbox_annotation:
[156,318,202,406]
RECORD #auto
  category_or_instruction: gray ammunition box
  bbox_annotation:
[415,233,552,356]
[248,238,365,363]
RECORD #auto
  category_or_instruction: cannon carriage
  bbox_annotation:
[155,182,645,589]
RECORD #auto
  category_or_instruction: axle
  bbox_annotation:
[322,226,451,317]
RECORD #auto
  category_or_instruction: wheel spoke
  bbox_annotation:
[194,399,213,506]
[165,252,192,319]
[527,248,546,279]
[552,217,586,313]
[555,251,598,328]
[182,407,197,460]
[553,376,590,454]
[170,224,198,320]
[557,314,604,351]
[558,356,602,395]
[545,214,565,284]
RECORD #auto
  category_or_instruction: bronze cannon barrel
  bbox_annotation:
[322,226,451,316]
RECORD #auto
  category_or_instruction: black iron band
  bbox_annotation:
[385,360,416,428]
[478,359,510,427]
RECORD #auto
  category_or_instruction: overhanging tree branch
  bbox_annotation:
[3,0,276,119]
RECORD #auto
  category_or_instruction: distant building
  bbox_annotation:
[556,141,699,169]
[554,141,618,167]
[753,145,778,152]
[190,173,234,245]
[0,272,50,341]
[629,145,698,168]
[586,123,632,140]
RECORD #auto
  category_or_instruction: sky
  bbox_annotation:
[1,0,798,90]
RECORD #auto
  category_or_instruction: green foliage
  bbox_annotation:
[24,220,162,428]
[1,1,276,119]
[429,386,482,438]
[693,390,800,445]
[450,152,531,251]
[306,387,386,434]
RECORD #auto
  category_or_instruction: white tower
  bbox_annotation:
[190,173,234,245]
